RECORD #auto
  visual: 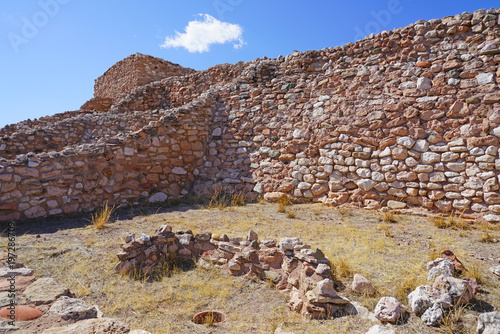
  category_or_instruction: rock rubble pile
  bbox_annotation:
[115,225,351,319]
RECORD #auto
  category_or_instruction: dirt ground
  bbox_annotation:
[1,202,499,334]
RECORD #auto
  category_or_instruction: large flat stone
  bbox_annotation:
[23,278,69,305]
[41,317,130,334]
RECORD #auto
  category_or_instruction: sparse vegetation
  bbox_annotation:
[200,190,246,210]
[464,261,483,284]
[5,203,499,333]
[331,256,352,278]
[479,231,494,243]
[438,304,469,334]
[432,211,469,230]
[377,224,393,238]
[277,195,292,213]
[336,206,351,216]
[87,202,115,229]
[380,210,398,223]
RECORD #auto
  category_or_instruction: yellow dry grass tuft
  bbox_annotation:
[463,261,483,284]
[438,304,469,334]
[88,202,115,230]
[201,190,246,210]
[478,231,494,243]
[331,256,353,278]
[380,210,398,223]
[432,211,469,230]
[336,206,352,216]
[377,224,393,238]
[277,195,292,213]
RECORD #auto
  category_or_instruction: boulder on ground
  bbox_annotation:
[432,275,474,305]
[421,303,443,326]
[49,296,98,320]
[476,311,500,334]
[427,258,454,283]
[490,265,500,276]
[41,317,130,334]
[408,285,451,316]
[23,278,69,305]
[365,324,397,334]
[352,274,375,295]
[374,297,405,323]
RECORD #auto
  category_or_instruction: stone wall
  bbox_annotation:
[81,53,196,111]
[0,95,214,221]
[0,110,170,161]
[1,7,500,222]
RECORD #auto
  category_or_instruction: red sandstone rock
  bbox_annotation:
[441,249,466,273]
[0,202,18,211]
[417,61,431,68]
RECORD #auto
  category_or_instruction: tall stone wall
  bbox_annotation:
[1,7,500,222]
[81,53,196,111]
[191,8,500,222]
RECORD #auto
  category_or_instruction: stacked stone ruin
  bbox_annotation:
[115,225,350,319]
[1,8,500,222]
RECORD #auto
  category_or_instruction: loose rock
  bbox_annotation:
[374,297,405,323]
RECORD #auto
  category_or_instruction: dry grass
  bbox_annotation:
[478,231,494,243]
[432,211,469,230]
[331,256,353,278]
[380,210,398,223]
[463,261,483,284]
[377,224,393,238]
[87,202,115,229]
[277,195,292,213]
[5,203,499,334]
[336,206,352,216]
[438,304,470,334]
[200,190,246,210]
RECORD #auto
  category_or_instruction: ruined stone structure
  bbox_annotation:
[1,8,500,222]
[80,53,196,111]
[115,226,350,319]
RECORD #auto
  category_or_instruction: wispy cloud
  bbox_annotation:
[160,14,245,53]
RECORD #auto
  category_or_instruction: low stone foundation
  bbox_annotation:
[115,226,350,319]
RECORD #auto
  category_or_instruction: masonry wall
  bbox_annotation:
[0,110,171,161]
[81,53,196,111]
[1,8,500,222]
[0,98,213,221]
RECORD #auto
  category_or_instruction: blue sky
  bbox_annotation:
[0,0,496,128]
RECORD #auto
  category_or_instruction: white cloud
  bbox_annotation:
[160,14,245,53]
